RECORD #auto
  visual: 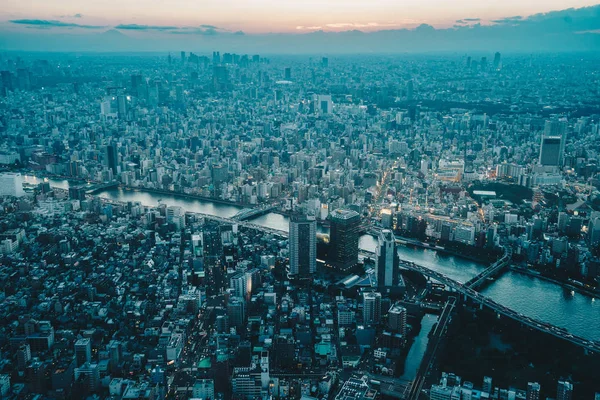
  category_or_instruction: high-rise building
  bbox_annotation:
[588,217,600,246]
[329,209,361,270]
[388,304,407,336]
[539,119,567,167]
[527,382,541,400]
[74,338,92,367]
[0,173,25,197]
[289,214,317,277]
[376,229,399,288]
[362,292,381,325]
[104,143,118,174]
[227,296,246,330]
[314,94,333,115]
[556,380,573,400]
[493,52,502,70]
[284,67,292,80]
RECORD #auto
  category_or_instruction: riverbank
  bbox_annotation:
[21,171,249,208]
[509,266,599,299]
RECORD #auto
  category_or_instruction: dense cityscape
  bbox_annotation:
[1,27,600,400]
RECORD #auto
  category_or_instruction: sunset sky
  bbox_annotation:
[2,0,600,33]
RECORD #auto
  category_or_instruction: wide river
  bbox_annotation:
[27,178,600,341]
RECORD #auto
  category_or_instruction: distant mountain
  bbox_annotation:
[1,5,600,53]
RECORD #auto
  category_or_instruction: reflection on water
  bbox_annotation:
[96,188,243,219]
[401,314,438,381]
[482,271,600,341]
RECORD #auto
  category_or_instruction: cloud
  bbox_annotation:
[168,26,221,35]
[115,24,179,31]
[491,16,523,24]
[325,22,400,29]
[10,19,104,29]
[456,18,481,24]
[233,30,245,36]
[296,26,323,30]
[199,24,218,29]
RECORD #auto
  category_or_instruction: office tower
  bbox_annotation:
[227,296,246,329]
[284,67,292,80]
[539,135,564,167]
[108,340,122,371]
[211,163,228,186]
[407,79,414,100]
[289,214,317,277]
[480,56,488,71]
[131,74,143,92]
[381,209,394,228]
[589,217,600,246]
[493,52,502,70]
[0,172,25,197]
[388,304,407,336]
[314,94,333,114]
[466,56,472,70]
[104,143,118,174]
[117,94,129,118]
[230,272,247,298]
[175,84,185,104]
[376,229,399,288]
[212,65,228,90]
[539,119,567,167]
[181,51,186,63]
[362,292,382,325]
[321,57,328,67]
[74,338,92,366]
[203,221,223,264]
[329,209,361,270]
[556,381,573,400]
[527,382,541,400]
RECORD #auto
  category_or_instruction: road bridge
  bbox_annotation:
[401,260,600,354]
[464,246,512,290]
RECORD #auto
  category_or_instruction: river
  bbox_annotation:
[30,178,600,341]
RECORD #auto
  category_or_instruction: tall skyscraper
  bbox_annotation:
[362,292,381,325]
[539,119,567,167]
[493,52,502,70]
[376,229,399,288]
[74,338,92,367]
[227,296,246,330]
[289,214,317,277]
[527,382,541,400]
[556,381,573,400]
[284,67,292,80]
[329,209,361,270]
[104,143,118,174]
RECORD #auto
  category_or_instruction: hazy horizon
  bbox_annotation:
[1,2,600,53]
